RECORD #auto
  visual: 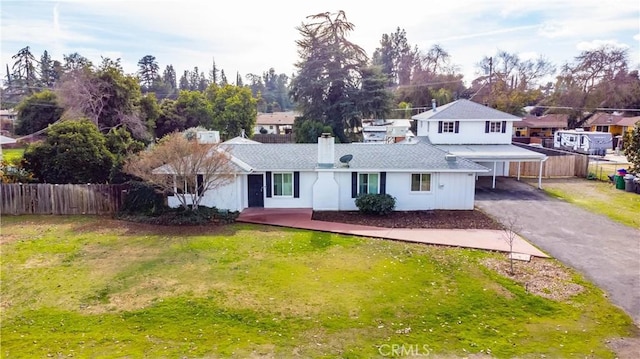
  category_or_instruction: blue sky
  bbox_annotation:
[1,0,639,91]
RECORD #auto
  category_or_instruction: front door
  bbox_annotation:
[247,174,264,207]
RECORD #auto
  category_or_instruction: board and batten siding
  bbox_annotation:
[434,172,476,210]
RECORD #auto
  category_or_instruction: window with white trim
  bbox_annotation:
[489,121,502,133]
[442,121,456,133]
[358,173,379,194]
[273,172,293,197]
[411,173,432,192]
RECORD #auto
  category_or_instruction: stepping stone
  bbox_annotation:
[509,253,531,262]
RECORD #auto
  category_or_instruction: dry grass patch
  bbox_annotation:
[482,256,584,301]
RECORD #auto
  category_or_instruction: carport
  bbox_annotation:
[435,144,548,189]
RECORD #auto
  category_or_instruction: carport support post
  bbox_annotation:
[538,159,543,189]
[492,161,497,189]
[517,161,521,181]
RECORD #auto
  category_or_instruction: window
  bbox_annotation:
[273,172,293,196]
[489,121,502,133]
[596,125,609,132]
[174,175,198,194]
[358,173,379,194]
[441,121,456,133]
[411,174,431,192]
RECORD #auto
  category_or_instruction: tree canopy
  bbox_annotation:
[22,119,115,184]
[123,131,234,210]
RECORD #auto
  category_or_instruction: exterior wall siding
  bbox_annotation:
[475,161,509,177]
[434,172,476,209]
[168,180,240,211]
[263,171,315,209]
[335,171,474,211]
[419,120,513,144]
[170,171,477,212]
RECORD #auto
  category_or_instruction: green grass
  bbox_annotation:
[534,178,640,229]
[1,148,25,165]
[1,216,635,358]
[587,162,629,181]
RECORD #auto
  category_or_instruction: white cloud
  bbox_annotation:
[576,39,631,51]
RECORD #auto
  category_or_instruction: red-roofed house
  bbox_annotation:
[254,111,299,135]
[513,114,568,137]
[585,112,640,135]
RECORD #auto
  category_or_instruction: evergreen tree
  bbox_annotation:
[290,11,367,142]
[137,55,160,90]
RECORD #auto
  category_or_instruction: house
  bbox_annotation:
[513,114,568,138]
[411,99,547,189]
[361,119,413,143]
[0,109,18,136]
[254,111,299,135]
[160,99,547,212]
[163,132,489,212]
[585,112,640,135]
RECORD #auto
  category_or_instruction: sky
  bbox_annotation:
[1,0,639,95]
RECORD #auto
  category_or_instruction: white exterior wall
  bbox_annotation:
[384,172,436,210]
[434,172,476,210]
[417,120,513,144]
[263,171,315,208]
[168,179,241,211]
[476,161,509,177]
[313,171,340,210]
[335,171,475,211]
[335,172,357,211]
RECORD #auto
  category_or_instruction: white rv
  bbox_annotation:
[553,130,612,156]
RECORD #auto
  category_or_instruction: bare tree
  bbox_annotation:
[123,132,234,210]
[502,216,521,276]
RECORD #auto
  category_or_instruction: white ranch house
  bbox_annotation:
[162,99,547,212]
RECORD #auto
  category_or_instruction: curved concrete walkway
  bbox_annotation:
[475,177,640,325]
[237,208,548,258]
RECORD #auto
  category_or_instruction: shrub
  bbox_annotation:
[120,181,166,215]
[118,203,239,226]
[355,193,396,215]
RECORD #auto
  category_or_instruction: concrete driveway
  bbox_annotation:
[474,177,640,325]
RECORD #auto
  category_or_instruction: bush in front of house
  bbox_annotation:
[120,181,167,215]
[355,193,396,215]
[118,181,239,225]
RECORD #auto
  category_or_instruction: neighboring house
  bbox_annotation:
[412,99,547,189]
[254,111,299,135]
[585,112,640,135]
[362,119,413,143]
[163,133,489,211]
[513,114,568,137]
[0,109,18,136]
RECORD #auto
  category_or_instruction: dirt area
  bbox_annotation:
[481,256,584,301]
[311,210,503,229]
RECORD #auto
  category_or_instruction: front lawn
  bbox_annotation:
[0,216,635,358]
[528,177,640,229]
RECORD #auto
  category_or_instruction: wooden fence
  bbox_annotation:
[1,184,127,215]
[509,144,589,178]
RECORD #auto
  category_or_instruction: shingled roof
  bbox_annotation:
[412,99,520,121]
[223,141,487,172]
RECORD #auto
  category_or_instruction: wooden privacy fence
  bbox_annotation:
[509,145,589,178]
[1,184,127,215]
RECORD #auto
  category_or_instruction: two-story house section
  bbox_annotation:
[412,99,547,189]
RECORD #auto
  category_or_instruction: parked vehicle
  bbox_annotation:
[553,130,612,156]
